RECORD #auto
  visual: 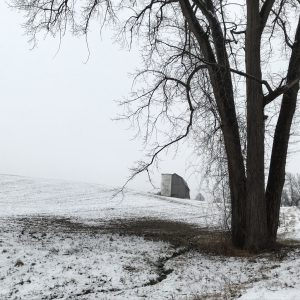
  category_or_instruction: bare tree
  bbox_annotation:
[11,0,300,251]
[282,173,300,207]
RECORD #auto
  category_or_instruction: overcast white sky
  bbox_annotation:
[0,2,300,197]
[0,2,201,195]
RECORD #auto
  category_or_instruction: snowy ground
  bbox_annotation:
[0,174,300,299]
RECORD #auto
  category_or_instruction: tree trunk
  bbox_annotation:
[211,71,246,248]
[203,1,247,248]
[245,0,269,251]
[266,18,300,241]
[210,69,247,248]
[223,117,247,248]
[178,0,247,247]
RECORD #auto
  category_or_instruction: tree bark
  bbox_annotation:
[218,81,247,248]
[209,66,247,248]
[179,0,247,247]
[266,17,300,241]
[245,0,269,251]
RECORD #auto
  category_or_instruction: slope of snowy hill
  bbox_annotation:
[0,174,222,225]
[0,174,299,299]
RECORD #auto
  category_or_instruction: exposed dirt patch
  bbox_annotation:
[11,216,230,253]
[10,216,300,257]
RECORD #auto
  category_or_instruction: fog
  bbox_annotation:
[0,2,299,197]
[0,3,201,195]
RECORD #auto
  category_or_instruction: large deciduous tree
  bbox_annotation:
[12,0,300,251]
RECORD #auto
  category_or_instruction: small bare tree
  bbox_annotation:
[11,0,300,251]
[282,173,300,207]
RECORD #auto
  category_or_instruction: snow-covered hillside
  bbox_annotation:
[0,174,222,225]
[0,174,299,299]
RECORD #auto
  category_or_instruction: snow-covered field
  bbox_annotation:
[0,174,300,299]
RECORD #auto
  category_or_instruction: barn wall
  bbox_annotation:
[161,174,172,197]
[171,174,190,199]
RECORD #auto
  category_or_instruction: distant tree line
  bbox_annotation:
[281,173,300,207]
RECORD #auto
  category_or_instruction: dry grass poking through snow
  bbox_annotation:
[105,217,300,258]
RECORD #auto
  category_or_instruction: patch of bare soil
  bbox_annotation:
[107,218,234,255]
[10,216,299,257]
[9,216,228,253]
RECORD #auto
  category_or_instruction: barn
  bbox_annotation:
[161,173,190,199]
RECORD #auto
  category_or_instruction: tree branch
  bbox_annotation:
[178,0,217,64]
[264,76,300,106]
[260,0,276,33]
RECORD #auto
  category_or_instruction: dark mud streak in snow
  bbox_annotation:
[92,247,189,295]
[142,247,189,287]
[73,247,189,297]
